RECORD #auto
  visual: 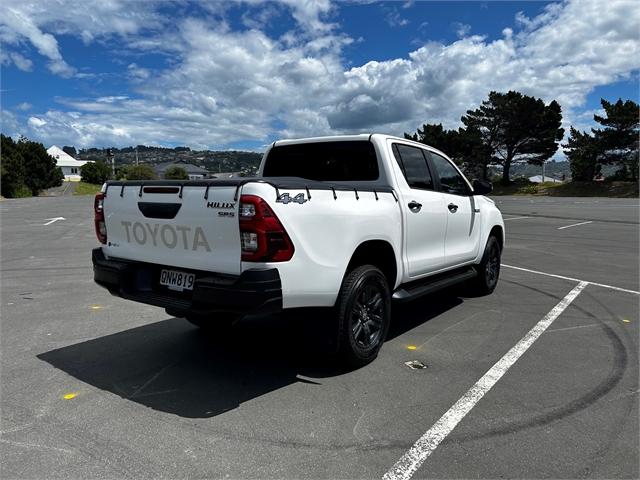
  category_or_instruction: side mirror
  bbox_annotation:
[472,179,493,195]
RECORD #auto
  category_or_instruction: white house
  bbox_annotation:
[47,146,91,181]
[528,175,563,184]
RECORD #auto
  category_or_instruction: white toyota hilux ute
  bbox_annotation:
[93,134,504,366]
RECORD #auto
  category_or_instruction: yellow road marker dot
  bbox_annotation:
[63,392,78,400]
[407,345,417,350]
[622,319,631,323]
[90,305,102,310]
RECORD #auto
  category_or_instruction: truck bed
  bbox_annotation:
[103,176,397,199]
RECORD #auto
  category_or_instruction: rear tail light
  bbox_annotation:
[239,194,294,262]
[94,192,107,244]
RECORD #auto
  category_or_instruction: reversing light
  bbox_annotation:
[239,203,256,218]
[240,231,259,251]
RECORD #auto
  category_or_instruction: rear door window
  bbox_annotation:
[262,141,379,181]
[392,144,434,190]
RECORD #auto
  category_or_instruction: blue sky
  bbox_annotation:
[1,0,638,152]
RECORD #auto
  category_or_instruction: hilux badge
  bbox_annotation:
[207,201,235,209]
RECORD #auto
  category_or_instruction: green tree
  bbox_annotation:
[81,160,112,184]
[164,165,189,180]
[125,164,157,180]
[563,127,598,181]
[1,134,27,197]
[404,124,492,180]
[462,91,564,184]
[454,126,492,180]
[53,166,65,187]
[405,124,460,160]
[62,145,77,157]
[592,98,639,181]
[17,137,64,195]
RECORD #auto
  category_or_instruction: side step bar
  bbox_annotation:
[392,266,477,302]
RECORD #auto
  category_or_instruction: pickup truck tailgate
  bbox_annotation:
[102,183,241,275]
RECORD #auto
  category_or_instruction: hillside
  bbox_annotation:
[77,146,263,176]
[75,147,626,182]
[498,161,620,181]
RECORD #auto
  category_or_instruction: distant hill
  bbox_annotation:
[78,146,263,176]
[77,146,622,181]
[506,161,571,180]
[492,160,619,181]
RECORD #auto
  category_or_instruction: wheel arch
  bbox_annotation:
[345,240,398,289]
[489,224,504,251]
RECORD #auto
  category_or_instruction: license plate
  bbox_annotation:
[159,269,195,291]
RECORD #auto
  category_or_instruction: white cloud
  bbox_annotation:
[384,8,410,28]
[1,110,21,138]
[241,3,282,31]
[279,0,334,33]
[127,63,150,80]
[570,107,607,134]
[322,0,639,137]
[0,0,166,77]
[2,6,75,77]
[4,0,639,151]
[452,22,471,38]
[5,52,34,71]
[28,116,47,127]
[16,102,32,111]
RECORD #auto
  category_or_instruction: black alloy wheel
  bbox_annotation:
[351,284,386,350]
[485,240,500,289]
[336,265,391,367]
[470,235,501,295]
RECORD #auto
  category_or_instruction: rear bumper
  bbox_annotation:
[92,248,282,316]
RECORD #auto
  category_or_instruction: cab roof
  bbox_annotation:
[273,133,412,147]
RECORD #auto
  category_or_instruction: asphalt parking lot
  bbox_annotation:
[1,194,638,479]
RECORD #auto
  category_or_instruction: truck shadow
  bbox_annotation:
[38,292,463,419]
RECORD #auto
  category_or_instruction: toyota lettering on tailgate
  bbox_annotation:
[121,221,212,252]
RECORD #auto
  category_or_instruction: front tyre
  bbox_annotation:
[470,235,501,295]
[336,265,391,367]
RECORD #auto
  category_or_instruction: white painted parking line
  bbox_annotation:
[557,220,593,230]
[501,264,640,295]
[383,282,588,480]
[43,217,66,226]
[546,323,604,333]
[502,216,530,221]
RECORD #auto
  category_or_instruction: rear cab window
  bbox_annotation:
[262,141,379,181]
[392,144,434,190]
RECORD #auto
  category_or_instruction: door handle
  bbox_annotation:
[448,203,458,213]
[408,201,422,212]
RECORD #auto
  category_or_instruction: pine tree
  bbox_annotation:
[563,127,598,181]
[592,98,639,181]
[462,91,564,184]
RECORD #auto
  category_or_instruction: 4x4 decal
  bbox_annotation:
[276,193,307,204]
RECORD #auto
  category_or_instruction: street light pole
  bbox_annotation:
[107,148,115,178]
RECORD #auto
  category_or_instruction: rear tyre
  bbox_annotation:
[184,313,238,331]
[470,235,501,295]
[336,265,391,367]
